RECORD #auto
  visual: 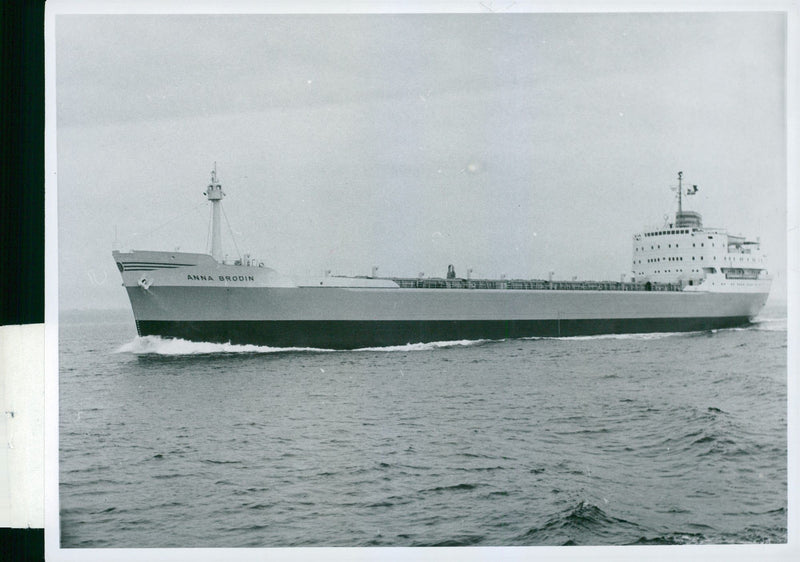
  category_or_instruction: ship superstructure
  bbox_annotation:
[632,172,770,294]
[112,169,771,349]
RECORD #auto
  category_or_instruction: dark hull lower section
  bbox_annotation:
[136,316,753,349]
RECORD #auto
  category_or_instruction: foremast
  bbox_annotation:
[205,165,225,262]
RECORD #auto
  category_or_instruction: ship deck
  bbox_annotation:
[386,278,681,291]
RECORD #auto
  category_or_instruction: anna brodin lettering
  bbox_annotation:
[186,274,254,282]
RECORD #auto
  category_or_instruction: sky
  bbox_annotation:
[53,8,789,310]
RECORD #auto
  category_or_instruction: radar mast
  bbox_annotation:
[206,163,225,262]
[674,170,702,228]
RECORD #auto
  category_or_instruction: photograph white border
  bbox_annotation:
[43,1,799,561]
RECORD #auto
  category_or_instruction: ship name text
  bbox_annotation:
[187,274,255,282]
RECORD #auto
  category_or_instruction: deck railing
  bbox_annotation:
[389,278,682,292]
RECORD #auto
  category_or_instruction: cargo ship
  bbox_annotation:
[113,170,771,349]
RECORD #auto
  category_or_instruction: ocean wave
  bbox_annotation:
[115,335,492,355]
[629,532,708,545]
[115,336,333,355]
[721,323,787,334]
[514,500,646,545]
[353,339,490,352]
[416,534,485,547]
[630,526,787,545]
[420,482,482,494]
[533,331,694,341]
[750,317,788,332]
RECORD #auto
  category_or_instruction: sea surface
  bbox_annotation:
[59,305,788,548]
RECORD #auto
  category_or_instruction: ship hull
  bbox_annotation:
[135,316,753,349]
[111,169,775,349]
[123,283,768,349]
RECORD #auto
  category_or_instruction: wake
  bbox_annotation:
[114,336,489,355]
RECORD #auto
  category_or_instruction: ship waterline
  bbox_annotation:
[133,316,754,349]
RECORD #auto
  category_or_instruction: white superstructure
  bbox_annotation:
[631,172,770,294]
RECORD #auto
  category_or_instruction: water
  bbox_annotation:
[59,306,788,548]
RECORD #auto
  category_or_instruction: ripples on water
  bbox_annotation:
[59,308,788,548]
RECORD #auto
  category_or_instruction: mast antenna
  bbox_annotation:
[677,171,683,215]
[206,163,225,262]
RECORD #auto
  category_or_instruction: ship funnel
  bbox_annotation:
[207,164,225,262]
